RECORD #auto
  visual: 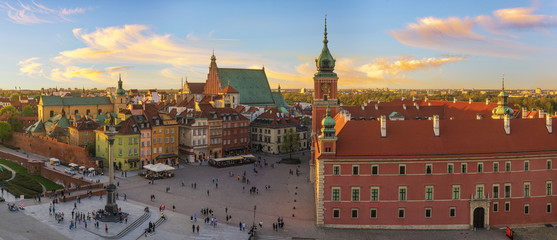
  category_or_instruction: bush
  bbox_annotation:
[11,174,42,192]
[0,169,12,181]
[0,159,63,191]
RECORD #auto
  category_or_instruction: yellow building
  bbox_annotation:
[68,116,100,147]
[38,96,114,123]
[144,104,179,165]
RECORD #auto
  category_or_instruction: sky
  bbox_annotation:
[0,0,556,90]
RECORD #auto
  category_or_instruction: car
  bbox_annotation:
[64,169,76,175]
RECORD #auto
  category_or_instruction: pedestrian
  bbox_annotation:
[173,205,175,212]
[194,183,196,189]
[207,190,210,196]
[84,220,87,228]
[196,225,199,233]
[124,194,127,201]
[192,224,195,233]
[239,222,242,231]
[117,181,119,187]
[216,183,218,188]
[194,214,197,222]
[125,216,128,224]
[105,224,108,232]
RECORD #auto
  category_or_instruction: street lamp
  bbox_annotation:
[252,205,256,235]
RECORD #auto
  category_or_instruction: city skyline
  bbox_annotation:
[1,0,556,90]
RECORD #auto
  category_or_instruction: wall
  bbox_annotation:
[6,132,96,168]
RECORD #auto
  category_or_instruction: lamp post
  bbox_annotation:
[104,125,119,214]
[252,205,256,235]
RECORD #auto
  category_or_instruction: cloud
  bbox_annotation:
[0,0,87,24]
[265,56,464,89]
[18,57,43,77]
[391,6,555,57]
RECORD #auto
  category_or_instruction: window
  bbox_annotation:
[351,208,359,218]
[426,164,432,174]
[449,207,456,217]
[128,137,132,145]
[477,162,483,173]
[370,208,377,218]
[524,204,529,215]
[547,181,552,196]
[425,208,432,218]
[171,137,174,143]
[505,202,510,212]
[461,163,467,173]
[505,161,511,172]
[332,187,340,201]
[333,208,340,218]
[399,186,407,201]
[351,187,360,201]
[548,160,552,170]
[128,149,132,156]
[370,187,379,201]
[153,148,157,154]
[453,185,460,200]
[119,138,122,145]
[493,162,499,173]
[118,148,122,156]
[493,184,500,199]
[166,129,169,134]
[425,186,434,200]
[166,137,169,143]
[476,184,484,199]
[547,203,552,213]
[524,182,530,197]
[142,150,145,156]
[398,208,405,218]
[153,138,157,144]
[352,165,359,175]
[159,137,162,143]
[493,202,499,212]
[399,164,406,175]
[505,183,511,198]
[447,163,454,174]
[333,165,340,175]
[371,165,378,175]
[524,160,529,171]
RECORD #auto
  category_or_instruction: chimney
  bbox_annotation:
[380,115,386,138]
[401,96,405,101]
[361,105,365,110]
[504,114,511,135]
[469,98,473,104]
[433,115,440,137]
[412,96,416,101]
[522,107,527,119]
[476,113,483,120]
[486,98,490,105]
[425,96,429,102]
[539,110,545,119]
[547,114,552,134]
[403,104,406,110]
[453,97,457,103]
[375,104,378,110]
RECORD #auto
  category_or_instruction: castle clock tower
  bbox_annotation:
[312,16,339,135]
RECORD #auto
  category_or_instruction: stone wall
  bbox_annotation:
[6,132,96,168]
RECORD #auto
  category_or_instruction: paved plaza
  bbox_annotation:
[1,147,556,239]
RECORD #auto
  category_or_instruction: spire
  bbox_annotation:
[320,102,337,139]
[323,14,328,45]
[278,84,281,92]
[502,73,505,91]
[116,73,126,96]
[211,50,216,62]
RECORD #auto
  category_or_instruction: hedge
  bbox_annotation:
[0,168,12,181]
[0,159,63,191]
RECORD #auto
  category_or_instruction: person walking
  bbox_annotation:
[192,224,195,233]
[196,225,199,233]
[105,224,108,232]
[207,190,210,196]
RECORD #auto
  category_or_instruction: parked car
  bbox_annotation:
[64,169,76,175]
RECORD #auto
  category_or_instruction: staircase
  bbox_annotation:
[85,211,151,239]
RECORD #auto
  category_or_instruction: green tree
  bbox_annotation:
[22,105,34,117]
[280,129,300,160]
[0,121,12,141]
[0,105,18,117]
[9,93,20,102]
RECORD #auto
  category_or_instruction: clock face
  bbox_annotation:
[321,83,330,93]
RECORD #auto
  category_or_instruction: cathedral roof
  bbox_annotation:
[217,68,275,105]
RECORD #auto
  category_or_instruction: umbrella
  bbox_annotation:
[69,163,78,167]
[88,167,95,171]
[78,166,85,169]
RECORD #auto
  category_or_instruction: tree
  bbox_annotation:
[7,113,23,132]
[280,129,301,160]
[0,105,18,117]
[22,105,34,117]
[9,93,20,102]
[0,121,12,142]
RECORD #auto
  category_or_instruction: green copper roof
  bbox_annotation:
[26,120,45,133]
[41,96,112,106]
[319,105,337,140]
[217,68,275,105]
[315,16,336,77]
[116,74,126,96]
[272,92,288,109]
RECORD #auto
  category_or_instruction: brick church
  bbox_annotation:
[311,19,557,230]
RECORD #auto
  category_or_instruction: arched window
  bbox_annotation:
[50,110,54,117]
[74,110,79,115]
[98,109,102,115]
[86,109,91,115]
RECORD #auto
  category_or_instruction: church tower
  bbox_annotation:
[491,74,514,119]
[204,52,222,95]
[312,16,339,135]
[114,74,127,113]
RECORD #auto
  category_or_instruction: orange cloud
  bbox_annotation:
[392,6,554,57]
